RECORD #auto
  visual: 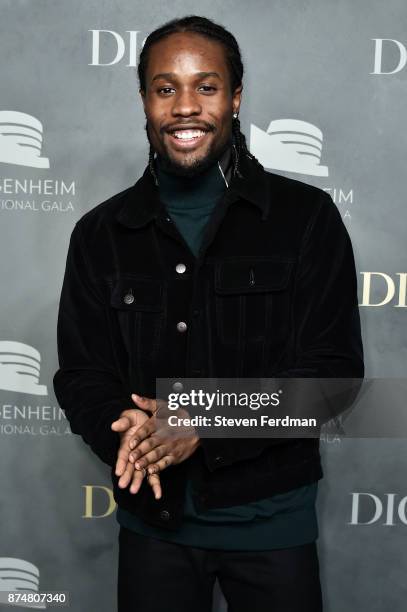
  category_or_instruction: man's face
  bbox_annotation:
[140,32,242,177]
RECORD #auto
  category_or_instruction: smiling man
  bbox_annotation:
[141,62,238,179]
[53,14,364,612]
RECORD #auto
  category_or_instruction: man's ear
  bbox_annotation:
[232,84,243,114]
[139,88,146,111]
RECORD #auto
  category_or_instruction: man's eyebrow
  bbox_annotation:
[151,71,222,83]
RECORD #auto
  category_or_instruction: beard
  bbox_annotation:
[145,120,232,178]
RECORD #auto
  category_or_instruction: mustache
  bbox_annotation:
[144,119,216,136]
[161,121,216,134]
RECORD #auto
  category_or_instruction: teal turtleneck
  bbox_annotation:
[154,146,230,257]
[116,145,318,549]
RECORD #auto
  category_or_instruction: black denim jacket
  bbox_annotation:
[53,152,364,530]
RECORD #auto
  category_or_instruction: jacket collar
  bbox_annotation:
[116,148,270,229]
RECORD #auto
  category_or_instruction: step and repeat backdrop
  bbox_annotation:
[1,1,406,610]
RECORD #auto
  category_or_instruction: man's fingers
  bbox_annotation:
[131,444,168,470]
[129,468,148,495]
[124,423,146,439]
[115,437,136,476]
[111,415,131,431]
[114,426,142,476]
[117,461,162,500]
[118,460,136,489]
[131,394,157,413]
[129,435,164,465]
[147,472,162,500]
[128,420,156,449]
[147,456,174,475]
[115,453,128,477]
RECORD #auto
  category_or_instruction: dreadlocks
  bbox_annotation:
[138,15,261,185]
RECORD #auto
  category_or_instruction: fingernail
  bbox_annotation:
[135,462,140,470]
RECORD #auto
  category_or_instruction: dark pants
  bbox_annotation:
[117,526,323,612]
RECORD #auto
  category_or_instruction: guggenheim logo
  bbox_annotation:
[0,111,49,169]
[0,558,45,608]
[249,119,328,177]
[0,341,48,395]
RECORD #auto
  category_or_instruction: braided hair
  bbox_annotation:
[139,15,261,184]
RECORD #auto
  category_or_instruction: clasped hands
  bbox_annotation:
[111,394,200,500]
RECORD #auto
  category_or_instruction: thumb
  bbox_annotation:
[131,393,145,405]
[131,393,151,410]
[111,414,131,431]
[131,393,156,413]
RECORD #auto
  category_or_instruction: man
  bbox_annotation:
[53,15,364,612]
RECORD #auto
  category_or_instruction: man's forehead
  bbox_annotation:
[147,33,227,68]
[150,31,221,50]
[151,71,223,83]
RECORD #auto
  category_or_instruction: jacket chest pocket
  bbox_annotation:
[109,276,165,367]
[214,257,294,346]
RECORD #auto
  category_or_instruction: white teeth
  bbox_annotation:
[172,130,206,140]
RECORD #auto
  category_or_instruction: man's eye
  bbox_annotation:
[157,85,216,95]
[199,85,216,92]
[157,87,174,95]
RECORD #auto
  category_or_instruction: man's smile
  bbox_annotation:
[165,127,211,151]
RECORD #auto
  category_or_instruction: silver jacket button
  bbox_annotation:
[176,321,187,333]
[123,293,134,305]
[175,263,186,274]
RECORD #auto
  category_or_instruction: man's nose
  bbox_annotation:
[171,88,202,116]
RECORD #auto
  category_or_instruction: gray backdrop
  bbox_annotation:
[1,1,406,610]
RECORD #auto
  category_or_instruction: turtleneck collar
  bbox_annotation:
[154,141,233,211]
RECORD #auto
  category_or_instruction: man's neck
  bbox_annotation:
[154,141,233,188]
[154,142,233,213]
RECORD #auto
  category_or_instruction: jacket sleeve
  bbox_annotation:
[199,191,365,471]
[53,221,132,468]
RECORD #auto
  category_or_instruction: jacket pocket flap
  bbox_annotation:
[110,277,164,311]
[215,257,294,295]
